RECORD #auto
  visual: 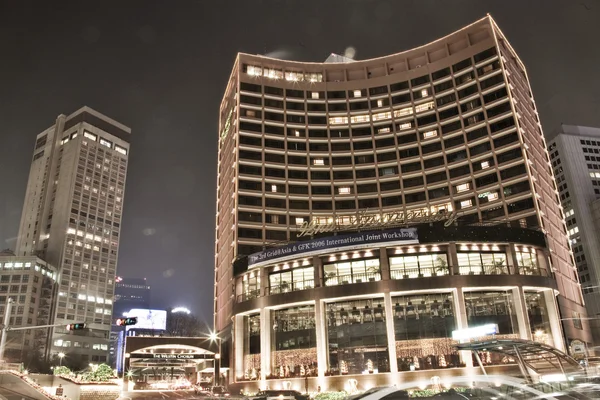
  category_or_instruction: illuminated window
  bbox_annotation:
[246,110,256,118]
[61,137,69,145]
[338,187,351,195]
[421,89,429,97]
[294,130,300,137]
[423,130,437,139]
[83,131,97,141]
[399,122,412,130]
[271,185,277,193]
[264,68,283,80]
[350,114,370,124]
[378,127,391,134]
[295,218,305,225]
[247,65,262,76]
[329,116,348,125]
[456,183,470,193]
[415,102,435,112]
[377,99,383,107]
[99,138,112,149]
[394,107,413,117]
[460,199,473,208]
[353,90,362,98]
[311,92,319,99]
[285,71,303,82]
[481,161,490,169]
[313,158,324,166]
[487,192,499,201]
[372,111,392,121]
[115,145,127,155]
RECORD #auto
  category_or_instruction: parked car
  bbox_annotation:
[245,390,309,400]
[211,386,231,397]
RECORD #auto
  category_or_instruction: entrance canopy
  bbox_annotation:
[456,338,583,381]
[125,336,219,369]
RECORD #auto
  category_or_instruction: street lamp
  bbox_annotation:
[209,332,222,387]
[58,352,65,366]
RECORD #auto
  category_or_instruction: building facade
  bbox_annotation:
[0,251,57,362]
[548,124,600,344]
[109,277,151,368]
[215,16,591,389]
[16,107,131,364]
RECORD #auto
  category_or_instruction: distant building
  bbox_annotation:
[0,250,57,362]
[15,107,131,364]
[109,277,151,368]
[548,124,600,344]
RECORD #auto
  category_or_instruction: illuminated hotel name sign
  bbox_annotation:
[297,209,459,237]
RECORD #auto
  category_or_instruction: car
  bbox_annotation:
[211,386,231,397]
[245,390,309,400]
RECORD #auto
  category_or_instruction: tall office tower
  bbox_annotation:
[0,250,57,363]
[16,107,130,364]
[548,124,600,344]
[215,15,592,389]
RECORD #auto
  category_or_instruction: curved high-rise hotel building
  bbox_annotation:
[215,15,591,390]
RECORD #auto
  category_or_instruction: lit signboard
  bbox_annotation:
[123,309,167,331]
[451,324,498,341]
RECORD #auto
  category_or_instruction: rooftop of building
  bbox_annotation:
[548,123,600,141]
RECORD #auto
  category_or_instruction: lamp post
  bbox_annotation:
[209,332,222,387]
[58,352,65,367]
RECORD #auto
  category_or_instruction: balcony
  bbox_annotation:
[324,272,381,286]
[457,264,510,275]
[269,280,315,295]
[237,289,260,303]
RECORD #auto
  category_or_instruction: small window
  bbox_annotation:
[83,131,97,141]
[421,89,429,97]
[460,199,473,208]
[487,192,499,201]
[378,127,391,134]
[271,185,277,193]
[313,158,324,166]
[481,161,490,169]
[353,90,362,98]
[457,183,470,192]
[423,130,437,139]
[377,99,383,108]
[338,186,351,195]
[311,92,319,99]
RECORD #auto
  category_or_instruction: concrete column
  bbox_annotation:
[260,308,271,384]
[544,290,566,351]
[259,267,269,297]
[234,315,245,381]
[508,244,521,275]
[314,300,328,384]
[313,256,323,288]
[383,293,398,374]
[380,247,391,280]
[512,287,531,340]
[448,243,459,276]
[453,288,473,368]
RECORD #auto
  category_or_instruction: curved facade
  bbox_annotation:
[215,15,592,389]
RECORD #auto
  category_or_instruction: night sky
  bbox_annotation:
[0,0,599,324]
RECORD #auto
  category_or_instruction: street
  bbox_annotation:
[121,390,241,400]
[0,374,52,400]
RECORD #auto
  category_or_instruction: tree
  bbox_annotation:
[82,363,115,382]
[53,366,72,376]
[166,311,203,337]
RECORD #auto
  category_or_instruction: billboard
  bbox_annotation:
[123,308,167,331]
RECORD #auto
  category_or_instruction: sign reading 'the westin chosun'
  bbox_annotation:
[247,228,418,268]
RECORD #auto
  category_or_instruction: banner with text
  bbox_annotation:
[248,228,418,268]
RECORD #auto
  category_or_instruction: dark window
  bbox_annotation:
[331,156,353,166]
[311,171,331,180]
[427,171,447,184]
[336,200,356,210]
[311,186,332,195]
[392,93,411,105]
[449,165,471,178]
[417,114,437,126]
[401,162,422,173]
[265,98,284,109]
[437,93,456,107]
[238,180,262,191]
[441,121,462,135]
[334,170,354,180]
[265,168,285,178]
[309,142,329,152]
[390,81,409,92]
[355,169,376,179]
[469,141,491,157]
[474,47,497,63]
[265,139,285,149]
[358,198,379,208]
[454,71,475,86]
[239,165,262,176]
[238,228,262,239]
[240,82,261,93]
[475,173,498,188]
[461,98,481,113]
[399,147,419,158]
[466,127,488,142]
[331,142,351,152]
[376,137,396,148]
[266,230,287,241]
[497,148,523,164]
[327,90,346,99]
[349,101,369,111]
[489,117,515,133]
[479,74,505,90]
[312,201,333,210]
[289,169,308,180]
[507,198,535,214]
[477,60,501,77]
[397,133,417,144]
[439,107,459,121]
[330,129,350,138]
[377,151,398,162]
[422,142,442,155]
[405,192,426,204]
[369,85,389,96]
[464,112,485,127]
[265,153,285,163]
[239,135,261,146]
[357,183,378,194]
[239,150,262,161]
[240,122,262,133]
[452,58,472,72]
[289,185,309,194]
[379,166,398,176]
[487,102,512,119]
[289,200,309,210]
[500,164,527,180]
[429,186,450,199]
[288,155,307,165]
[240,95,262,106]
[309,129,328,138]
[239,196,262,207]
[264,86,283,96]
[355,154,375,165]
[381,196,401,207]
[503,180,531,197]
[354,141,373,151]
[380,180,400,191]
[424,156,444,169]
[483,87,508,104]
[307,102,326,112]
[457,84,478,99]
[286,89,304,98]
[352,127,372,137]
[432,67,451,81]
[286,101,304,111]
[411,75,430,86]
[287,114,305,124]
[308,116,327,125]
[328,102,347,112]
[239,212,263,223]
[265,124,284,135]
[493,132,519,149]
[434,80,454,93]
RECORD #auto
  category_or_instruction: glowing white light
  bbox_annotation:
[452,324,498,340]
[171,307,191,314]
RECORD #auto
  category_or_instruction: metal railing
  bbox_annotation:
[517,265,549,277]
[237,289,261,303]
[269,279,315,295]
[324,272,381,286]
[457,264,509,275]
[390,267,450,279]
